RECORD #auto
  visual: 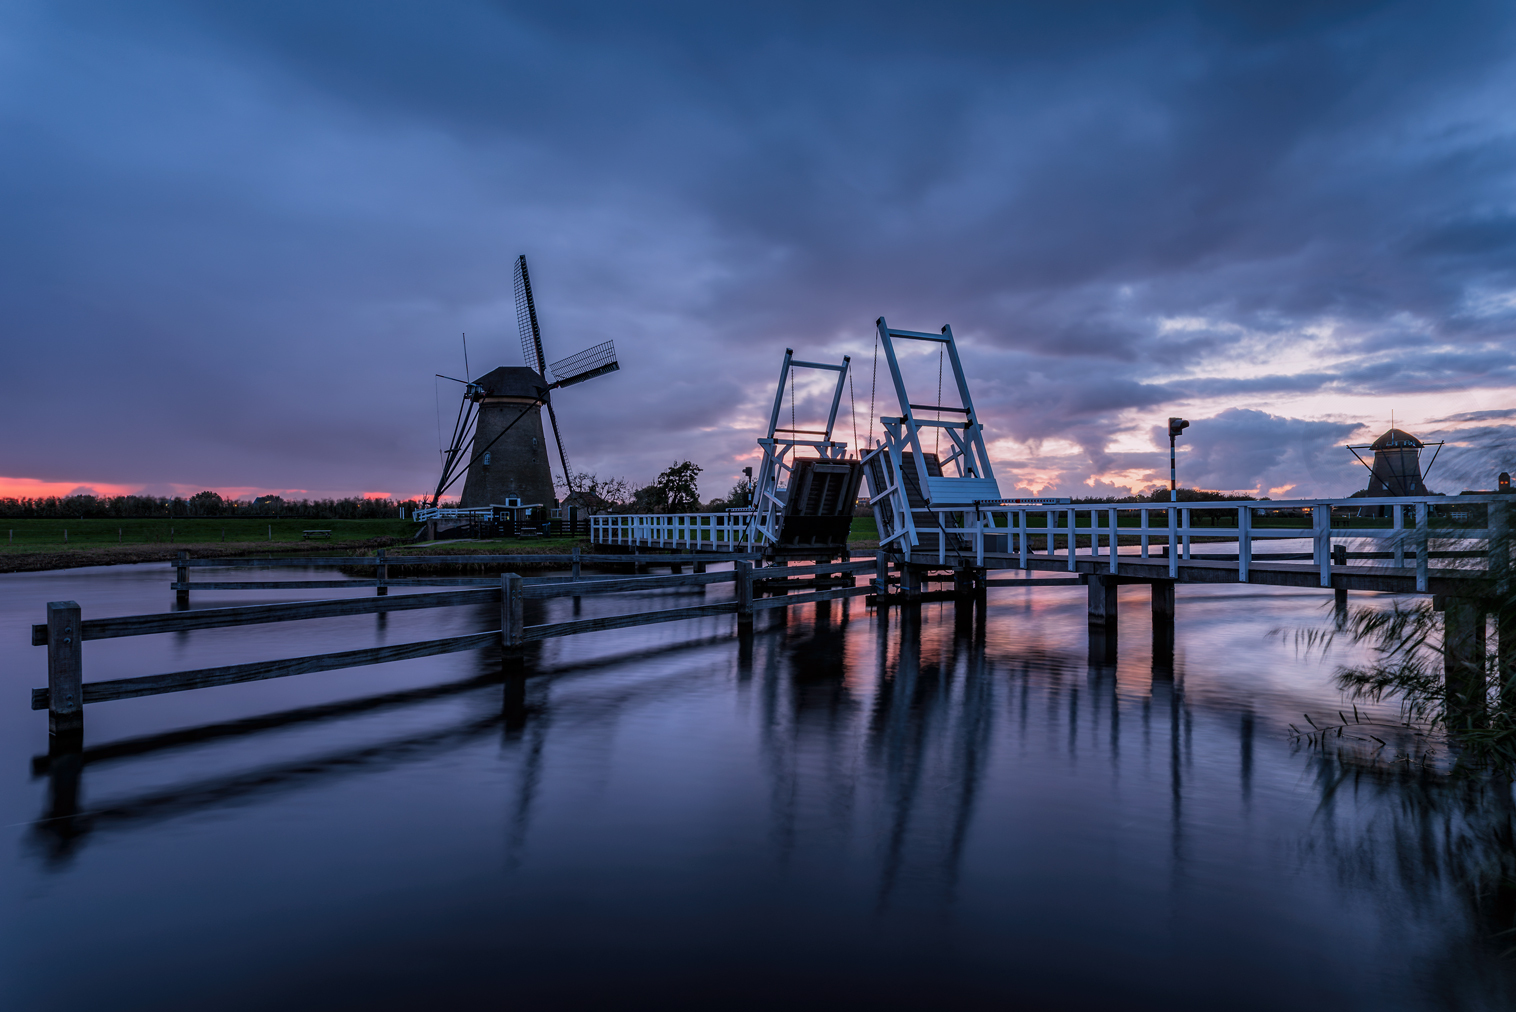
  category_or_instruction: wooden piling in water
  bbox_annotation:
[176,551,189,608]
[501,573,524,668]
[735,561,754,628]
[46,601,83,739]
[1087,575,1117,627]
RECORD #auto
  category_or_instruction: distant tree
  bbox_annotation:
[190,490,224,515]
[653,461,703,512]
[702,477,754,512]
[556,471,636,512]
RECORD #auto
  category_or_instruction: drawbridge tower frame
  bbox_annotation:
[745,349,853,551]
[862,317,1000,551]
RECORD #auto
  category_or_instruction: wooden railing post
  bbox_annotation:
[1416,502,1430,593]
[376,548,388,596]
[735,561,754,628]
[1239,506,1252,583]
[47,600,83,738]
[572,546,581,581]
[1393,501,1406,569]
[501,573,524,667]
[176,550,189,607]
[1167,506,1179,579]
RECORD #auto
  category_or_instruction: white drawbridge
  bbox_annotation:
[862,318,1004,554]
[743,349,862,556]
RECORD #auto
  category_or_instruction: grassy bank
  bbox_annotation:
[0,518,417,553]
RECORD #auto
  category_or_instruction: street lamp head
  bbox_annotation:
[1168,417,1190,439]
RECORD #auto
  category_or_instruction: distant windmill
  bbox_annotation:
[428,255,619,509]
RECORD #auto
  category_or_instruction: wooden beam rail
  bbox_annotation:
[523,603,738,641]
[33,632,500,709]
[33,588,496,644]
[176,552,757,568]
[751,586,873,610]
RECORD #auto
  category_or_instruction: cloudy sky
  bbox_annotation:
[4,1,1516,503]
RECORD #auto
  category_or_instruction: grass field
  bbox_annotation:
[0,518,417,554]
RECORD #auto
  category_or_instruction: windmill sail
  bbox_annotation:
[513,254,547,377]
[548,340,619,389]
[505,253,622,497]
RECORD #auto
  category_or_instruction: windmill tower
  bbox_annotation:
[1347,424,1443,497]
[428,255,620,512]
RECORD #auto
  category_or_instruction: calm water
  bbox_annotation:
[2,561,1514,1010]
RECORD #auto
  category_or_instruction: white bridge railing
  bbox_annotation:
[590,512,757,550]
[913,494,1510,592]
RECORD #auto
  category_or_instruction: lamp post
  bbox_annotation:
[1168,417,1190,502]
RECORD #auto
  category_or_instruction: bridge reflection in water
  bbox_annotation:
[17,577,1516,1008]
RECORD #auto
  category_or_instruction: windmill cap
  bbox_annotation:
[1371,427,1423,450]
[472,366,549,400]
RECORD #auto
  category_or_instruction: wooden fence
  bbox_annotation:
[34,559,877,736]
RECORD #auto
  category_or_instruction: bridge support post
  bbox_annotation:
[1088,575,1117,627]
[176,550,189,608]
[1444,598,1488,728]
[572,547,581,580]
[501,573,524,670]
[426,518,437,542]
[1151,581,1174,624]
[376,548,388,596]
[953,567,975,600]
[900,564,922,602]
[1332,544,1347,619]
[46,600,83,740]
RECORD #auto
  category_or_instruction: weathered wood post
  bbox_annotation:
[1151,581,1175,625]
[571,546,581,581]
[46,600,83,739]
[1088,575,1117,627]
[376,547,388,596]
[501,573,524,669]
[875,551,890,603]
[735,560,754,629]
[176,550,189,608]
[953,567,974,600]
[1444,598,1489,728]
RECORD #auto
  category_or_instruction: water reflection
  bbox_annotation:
[11,566,1516,1005]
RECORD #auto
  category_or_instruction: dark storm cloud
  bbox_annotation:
[3,0,1515,498]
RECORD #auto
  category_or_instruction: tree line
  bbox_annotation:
[0,492,423,519]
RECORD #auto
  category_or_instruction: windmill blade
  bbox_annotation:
[548,340,619,389]
[544,400,574,494]
[513,254,548,378]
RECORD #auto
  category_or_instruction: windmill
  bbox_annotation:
[428,255,620,514]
